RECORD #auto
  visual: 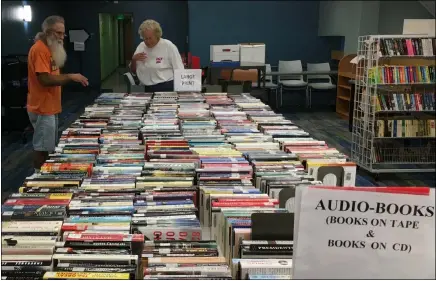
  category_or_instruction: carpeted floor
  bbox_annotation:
[1,88,434,200]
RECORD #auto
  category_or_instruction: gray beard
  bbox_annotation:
[47,36,67,68]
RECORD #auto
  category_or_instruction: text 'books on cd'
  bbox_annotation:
[2,91,433,279]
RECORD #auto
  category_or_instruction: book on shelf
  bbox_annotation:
[369,65,435,85]
[378,38,436,57]
[375,90,435,112]
[375,119,435,138]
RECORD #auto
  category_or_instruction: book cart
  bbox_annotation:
[351,34,435,177]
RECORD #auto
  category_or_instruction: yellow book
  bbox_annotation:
[417,66,423,82]
[406,93,411,109]
[43,272,130,280]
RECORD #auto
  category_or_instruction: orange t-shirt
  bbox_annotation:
[27,40,62,115]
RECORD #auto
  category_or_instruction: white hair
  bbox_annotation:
[138,19,162,39]
[34,15,67,68]
[35,15,65,41]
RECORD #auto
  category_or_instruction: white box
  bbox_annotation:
[239,43,265,64]
[210,45,240,62]
[403,19,435,36]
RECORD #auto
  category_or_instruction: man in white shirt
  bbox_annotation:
[130,19,184,92]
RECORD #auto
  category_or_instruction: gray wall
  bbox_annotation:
[319,0,433,54]
[378,1,434,34]
[359,1,380,36]
[318,1,363,54]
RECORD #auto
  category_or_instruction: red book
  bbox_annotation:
[217,198,278,203]
[212,201,278,207]
[414,93,420,110]
[310,186,430,196]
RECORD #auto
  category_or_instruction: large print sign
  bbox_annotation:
[293,186,435,279]
[174,69,202,92]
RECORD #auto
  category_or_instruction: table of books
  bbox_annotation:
[1,91,350,280]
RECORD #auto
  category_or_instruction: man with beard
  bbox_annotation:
[27,15,89,173]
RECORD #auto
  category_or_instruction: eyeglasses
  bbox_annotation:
[48,29,66,37]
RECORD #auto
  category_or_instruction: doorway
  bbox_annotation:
[118,13,134,67]
[99,13,134,82]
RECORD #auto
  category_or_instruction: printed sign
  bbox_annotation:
[293,186,435,279]
[174,69,202,92]
[69,29,90,43]
[73,42,85,51]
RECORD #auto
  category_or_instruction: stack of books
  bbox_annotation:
[49,233,144,279]
[2,222,62,279]
[3,91,368,280]
[141,240,232,279]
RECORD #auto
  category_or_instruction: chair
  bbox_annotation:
[258,64,278,105]
[278,60,308,108]
[202,84,223,93]
[123,72,147,93]
[220,69,232,80]
[220,80,251,95]
[307,62,336,108]
[232,69,258,83]
[229,69,257,95]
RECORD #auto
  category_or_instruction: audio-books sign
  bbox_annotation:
[292,186,435,279]
[174,69,202,92]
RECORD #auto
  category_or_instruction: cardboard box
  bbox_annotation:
[239,43,265,64]
[210,44,240,62]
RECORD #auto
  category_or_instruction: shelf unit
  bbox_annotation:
[351,34,436,174]
[336,54,357,119]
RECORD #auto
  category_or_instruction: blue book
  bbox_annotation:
[66,216,132,223]
[134,200,193,206]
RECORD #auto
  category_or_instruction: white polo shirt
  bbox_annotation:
[133,38,184,86]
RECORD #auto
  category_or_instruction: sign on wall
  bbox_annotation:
[293,186,435,279]
[174,69,202,92]
[69,29,90,52]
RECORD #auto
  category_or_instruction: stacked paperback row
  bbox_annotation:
[2,91,358,280]
[375,90,435,112]
[368,65,435,84]
[202,93,328,279]
[377,37,435,57]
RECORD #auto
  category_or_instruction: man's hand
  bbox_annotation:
[69,73,89,87]
[133,52,147,62]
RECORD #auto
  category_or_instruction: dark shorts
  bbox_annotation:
[144,80,174,93]
[27,112,59,152]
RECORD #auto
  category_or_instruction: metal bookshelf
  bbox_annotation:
[351,34,436,175]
